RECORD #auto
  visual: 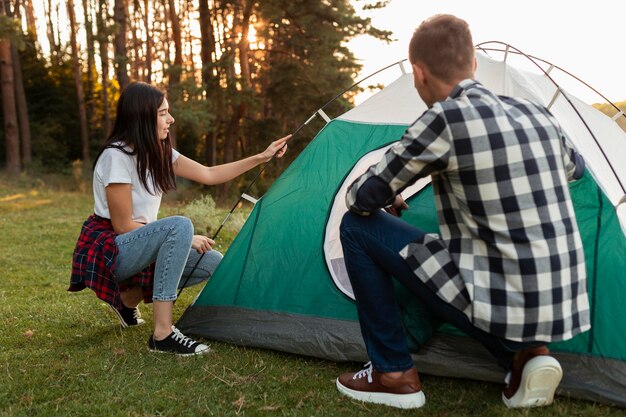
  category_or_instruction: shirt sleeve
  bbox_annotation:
[96,148,134,187]
[346,106,451,215]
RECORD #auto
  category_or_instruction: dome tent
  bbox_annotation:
[177,45,626,407]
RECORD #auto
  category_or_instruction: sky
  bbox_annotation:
[347,0,626,105]
[33,0,625,105]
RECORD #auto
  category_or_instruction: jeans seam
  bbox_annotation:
[155,225,177,300]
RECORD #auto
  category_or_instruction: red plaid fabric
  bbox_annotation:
[69,214,154,308]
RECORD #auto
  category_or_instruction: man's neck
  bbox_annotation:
[429,74,474,105]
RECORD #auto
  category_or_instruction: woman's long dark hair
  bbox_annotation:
[94,82,176,194]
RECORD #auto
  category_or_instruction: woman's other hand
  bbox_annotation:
[191,235,215,254]
[261,134,291,162]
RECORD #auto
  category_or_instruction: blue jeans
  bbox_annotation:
[114,216,223,302]
[340,211,539,373]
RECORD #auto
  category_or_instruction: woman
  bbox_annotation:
[69,82,289,356]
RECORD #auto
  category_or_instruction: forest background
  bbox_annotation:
[0,0,394,200]
[1,2,626,415]
[0,0,625,200]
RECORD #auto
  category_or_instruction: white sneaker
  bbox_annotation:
[502,355,563,408]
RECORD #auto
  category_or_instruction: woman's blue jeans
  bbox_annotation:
[340,211,540,373]
[113,216,223,302]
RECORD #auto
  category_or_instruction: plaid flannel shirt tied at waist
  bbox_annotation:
[69,214,154,308]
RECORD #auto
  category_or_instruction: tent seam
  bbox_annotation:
[586,183,603,353]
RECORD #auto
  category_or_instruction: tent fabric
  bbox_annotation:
[177,51,626,407]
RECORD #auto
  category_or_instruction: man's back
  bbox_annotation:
[436,81,584,274]
[349,79,590,341]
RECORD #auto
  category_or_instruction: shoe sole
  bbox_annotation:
[148,346,211,357]
[502,356,563,408]
[107,304,145,328]
[335,378,426,409]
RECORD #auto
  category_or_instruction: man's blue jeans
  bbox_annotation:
[340,211,540,373]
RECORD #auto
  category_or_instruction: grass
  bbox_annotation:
[0,172,623,416]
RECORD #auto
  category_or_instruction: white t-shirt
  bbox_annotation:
[93,143,180,223]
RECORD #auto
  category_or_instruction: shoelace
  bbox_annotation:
[171,326,195,348]
[132,308,141,320]
[353,361,373,383]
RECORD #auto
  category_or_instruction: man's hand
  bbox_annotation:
[384,195,409,217]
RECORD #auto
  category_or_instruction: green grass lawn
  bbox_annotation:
[0,173,622,417]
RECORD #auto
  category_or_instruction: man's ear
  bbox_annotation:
[412,62,426,86]
[473,57,477,72]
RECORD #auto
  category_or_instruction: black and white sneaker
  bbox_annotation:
[148,326,210,356]
[108,303,145,328]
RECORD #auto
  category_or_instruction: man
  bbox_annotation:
[335,14,589,409]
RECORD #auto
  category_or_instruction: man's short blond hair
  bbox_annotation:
[408,14,474,82]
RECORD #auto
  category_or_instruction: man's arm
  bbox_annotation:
[346,108,451,215]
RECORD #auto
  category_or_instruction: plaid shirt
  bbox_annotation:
[347,79,590,342]
[69,215,154,308]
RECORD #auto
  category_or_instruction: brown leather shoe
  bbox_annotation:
[336,362,425,409]
[502,346,562,408]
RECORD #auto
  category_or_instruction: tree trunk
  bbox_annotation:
[224,0,253,165]
[82,0,96,125]
[199,0,216,166]
[167,0,182,86]
[236,0,253,154]
[142,0,152,82]
[0,5,19,175]
[166,0,182,148]
[239,0,253,90]
[114,0,129,89]
[129,0,140,81]
[11,45,30,165]
[6,0,31,164]
[97,0,111,139]
[67,0,90,168]
[23,0,37,42]
[45,0,60,65]
[222,1,240,166]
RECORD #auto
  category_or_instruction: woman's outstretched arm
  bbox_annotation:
[173,135,290,185]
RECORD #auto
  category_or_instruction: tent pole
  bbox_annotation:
[475,41,626,195]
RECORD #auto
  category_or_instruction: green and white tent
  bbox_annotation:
[178,45,626,406]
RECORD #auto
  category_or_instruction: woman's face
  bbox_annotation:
[157,98,175,141]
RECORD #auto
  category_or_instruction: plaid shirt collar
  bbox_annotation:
[447,79,478,100]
